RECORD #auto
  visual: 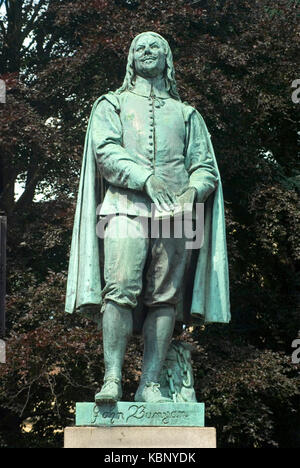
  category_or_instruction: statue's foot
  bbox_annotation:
[95,377,122,404]
[134,382,172,403]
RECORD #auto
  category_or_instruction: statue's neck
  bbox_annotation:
[131,74,170,98]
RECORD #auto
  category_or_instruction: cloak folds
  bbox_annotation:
[65,94,231,327]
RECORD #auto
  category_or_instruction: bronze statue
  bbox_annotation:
[65,32,230,404]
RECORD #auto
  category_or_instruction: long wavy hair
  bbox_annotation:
[116,32,181,101]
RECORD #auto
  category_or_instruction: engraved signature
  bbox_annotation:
[92,404,189,425]
[92,405,124,424]
[125,404,189,425]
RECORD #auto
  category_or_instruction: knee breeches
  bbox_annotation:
[102,215,190,310]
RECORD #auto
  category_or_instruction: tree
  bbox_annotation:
[0,0,79,213]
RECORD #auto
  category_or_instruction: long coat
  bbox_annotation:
[65,92,231,330]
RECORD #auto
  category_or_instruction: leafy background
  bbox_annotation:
[0,0,299,448]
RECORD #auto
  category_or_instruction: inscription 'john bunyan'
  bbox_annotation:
[92,404,189,425]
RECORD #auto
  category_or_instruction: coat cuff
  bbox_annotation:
[131,167,154,191]
[189,181,217,203]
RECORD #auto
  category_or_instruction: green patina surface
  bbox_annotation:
[76,402,205,427]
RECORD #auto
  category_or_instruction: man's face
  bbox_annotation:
[133,34,166,79]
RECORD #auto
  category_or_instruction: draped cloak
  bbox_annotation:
[65,92,231,330]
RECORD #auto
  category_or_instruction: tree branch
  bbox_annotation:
[21,0,48,42]
[15,165,42,210]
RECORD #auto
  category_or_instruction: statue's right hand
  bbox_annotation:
[145,175,177,212]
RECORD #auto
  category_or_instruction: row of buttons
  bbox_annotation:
[148,97,155,161]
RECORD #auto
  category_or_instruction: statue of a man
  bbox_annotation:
[65,32,230,404]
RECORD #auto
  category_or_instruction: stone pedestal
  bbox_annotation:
[64,401,216,448]
[64,426,216,448]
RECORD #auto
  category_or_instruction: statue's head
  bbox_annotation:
[117,32,180,101]
[133,32,167,79]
